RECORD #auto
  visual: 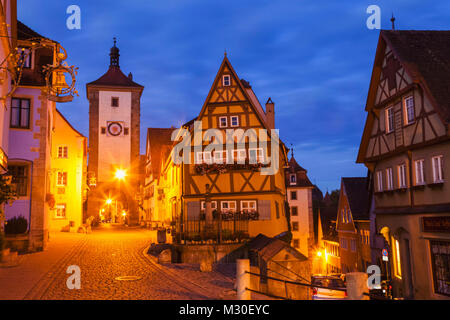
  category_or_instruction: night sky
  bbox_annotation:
[18,0,450,192]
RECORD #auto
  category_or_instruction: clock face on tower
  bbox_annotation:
[107,121,123,136]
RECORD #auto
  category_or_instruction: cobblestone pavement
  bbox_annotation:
[0,225,236,300]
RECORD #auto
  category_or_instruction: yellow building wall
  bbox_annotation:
[49,111,86,231]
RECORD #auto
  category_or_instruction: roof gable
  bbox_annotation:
[146,128,174,179]
[341,177,369,221]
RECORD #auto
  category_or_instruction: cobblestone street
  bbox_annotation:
[0,225,236,300]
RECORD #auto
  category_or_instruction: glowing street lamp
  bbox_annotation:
[115,169,126,180]
[106,198,112,205]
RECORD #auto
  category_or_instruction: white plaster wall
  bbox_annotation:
[98,91,131,182]
[288,187,312,257]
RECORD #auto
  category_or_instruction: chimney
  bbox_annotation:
[265,97,275,129]
[128,72,133,80]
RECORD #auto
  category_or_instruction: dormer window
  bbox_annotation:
[111,97,119,107]
[222,75,231,86]
[290,174,297,185]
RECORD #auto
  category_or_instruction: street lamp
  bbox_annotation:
[115,169,126,180]
[106,198,112,205]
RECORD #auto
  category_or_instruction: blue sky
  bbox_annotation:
[18,0,450,192]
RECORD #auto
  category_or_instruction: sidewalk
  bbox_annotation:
[0,232,86,300]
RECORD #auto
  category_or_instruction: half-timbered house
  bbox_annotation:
[145,55,289,242]
[357,30,450,299]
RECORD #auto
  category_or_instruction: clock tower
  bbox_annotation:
[86,39,144,224]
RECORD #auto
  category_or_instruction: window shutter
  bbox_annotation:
[187,201,201,220]
[258,200,271,220]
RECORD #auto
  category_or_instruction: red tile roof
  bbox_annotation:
[87,66,144,88]
[146,128,175,179]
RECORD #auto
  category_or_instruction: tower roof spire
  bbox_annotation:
[110,37,120,68]
[391,13,396,30]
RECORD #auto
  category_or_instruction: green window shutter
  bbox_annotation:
[187,201,201,220]
[258,200,271,220]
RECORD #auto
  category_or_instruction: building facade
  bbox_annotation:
[285,154,314,257]
[86,40,144,224]
[144,55,289,240]
[335,177,370,273]
[5,21,62,250]
[49,109,86,231]
[357,30,450,299]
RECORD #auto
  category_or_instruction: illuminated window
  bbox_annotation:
[213,150,228,164]
[290,174,297,185]
[201,201,217,211]
[404,96,415,125]
[430,240,450,296]
[55,204,66,219]
[432,155,444,183]
[10,98,30,129]
[196,151,212,164]
[58,146,68,159]
[350,239,356,252]
[221,201,236,213]
[249,148,264,164]
[233,149,246,162]
[392,237,402,279]
[398,164,407,188]
[222,75,231,86]
[385,107,394,133]
[9,164,28,196]
[241,200,256,213]
[292,222,299,231]
[414,159,425,185]
[57,172,67,186]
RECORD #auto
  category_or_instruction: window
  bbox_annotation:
[101,127,106,134]
[201,201,217,211]
[230,116,239,127]
[414,159,425,185]
[221,201,236,213]
[376,170,383,192]
[292,222,299,231]
[213,150,228,164]
[57,172,67,186]
[18,47,31,68]
[340,238,348,250]
[124,128,129,135]
[111,97,119,107]
[432,155,444,183]
[350,239,356,252]
[404,96,415,124]
[8,165,28,196]
[398,164,407,188]
[10,98,30,129]
[222,75,231,86]
[386,167,394,190]
[430,240,450,296]
[275,201,280,219]
[385,107,394,133]
[290,174,297,185]
[196,151,212,164]
[241,200,256,213]
[341,209,346,223]
[290,191,297,200]
[293,239,300,248]
[291,206,298,216]
[58,146,68,159]
[233,149,246,162]
[55,204,66,219]
[219,116,228,128]
[249,148,264,164]
[391,237,402,279]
